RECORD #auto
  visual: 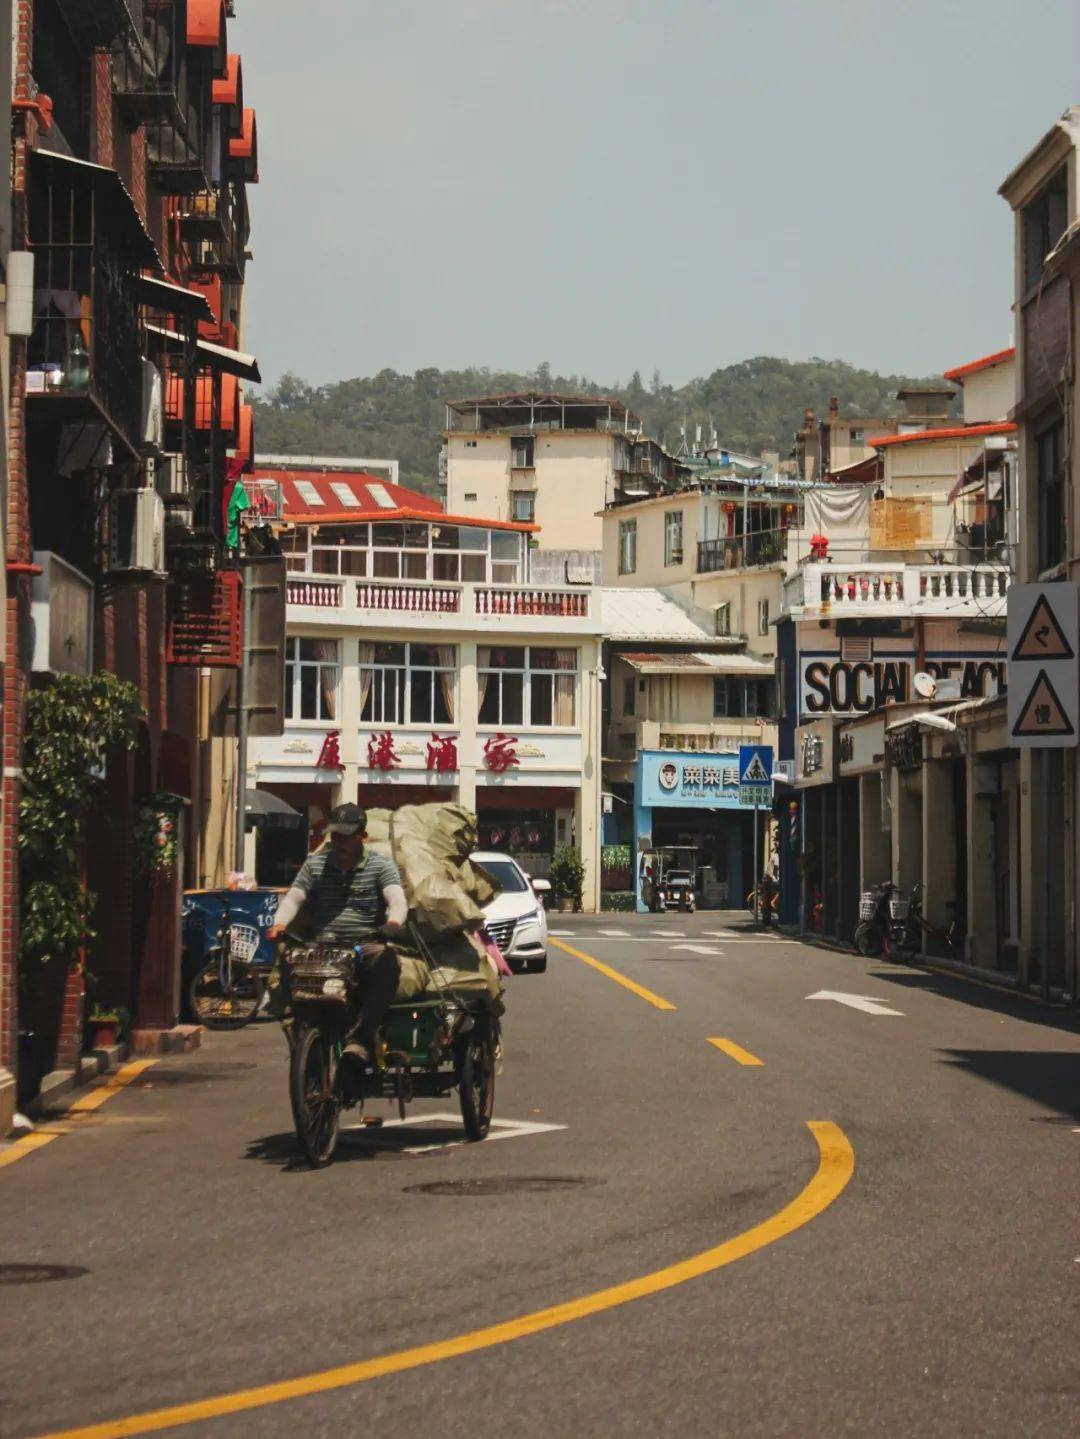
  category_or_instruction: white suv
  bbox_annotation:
[473,851,550,974]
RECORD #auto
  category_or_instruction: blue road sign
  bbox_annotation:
[738,744,773,806]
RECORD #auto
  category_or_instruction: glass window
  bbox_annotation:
[712,675,745,718]
[478,647,576,727]
[360,643,455,725]
[458,527,488,551]
[476,858,529,893]
[462,553,487,582]
[758,598,770,635]
[623,677,635,715]
[512,492,535,522]
[433,552,460,582]
[664,510,684,566]
[491,531,520,560]
[618,519,637,575]
[285,637,339,721]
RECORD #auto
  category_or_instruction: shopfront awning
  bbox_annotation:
[620,651,774,677]
[32,148,162,272]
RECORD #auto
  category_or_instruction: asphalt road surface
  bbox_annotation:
[2,912,1079,1438]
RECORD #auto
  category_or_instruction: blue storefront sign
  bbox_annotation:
[633,750,764,911]
[637,751,749,809]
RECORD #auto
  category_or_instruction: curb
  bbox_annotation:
[24,1041,131,1122]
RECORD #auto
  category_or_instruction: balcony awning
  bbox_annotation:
[164,370,239,432]
[187,0,228,76]
[31,148,162,273]
[229,109,259,183]
[212,53,245,133]
[134,276,214,322]
[144,322,261,382]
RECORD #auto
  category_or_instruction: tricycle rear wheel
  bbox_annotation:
[456,1028,496,1141]
[290,1022,340,1168]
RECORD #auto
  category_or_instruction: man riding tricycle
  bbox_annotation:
[640,846,698,913]
[267,803,504,1168]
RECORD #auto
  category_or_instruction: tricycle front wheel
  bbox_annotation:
[456,1029,496,1141]
[290,1023,341,1168]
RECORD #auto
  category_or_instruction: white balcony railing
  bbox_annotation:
[285,575,593,624]
[783,562,1011,618]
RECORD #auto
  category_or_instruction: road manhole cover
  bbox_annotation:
[404,1176,601,1197]
[0,1263,90,1286]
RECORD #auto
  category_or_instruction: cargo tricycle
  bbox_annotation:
[282,929,500,1168]
[641,846,699,914]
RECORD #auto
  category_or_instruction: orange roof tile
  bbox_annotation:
[942,347,1016,383]
[868,421,1017,449]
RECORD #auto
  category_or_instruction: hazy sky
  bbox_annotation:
[237,0,1080,390]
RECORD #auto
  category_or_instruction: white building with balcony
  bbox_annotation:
[245,466,603,908]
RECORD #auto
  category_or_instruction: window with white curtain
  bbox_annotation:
[285,638,340,720]
[664,509,684,566]
[359,642,456,725]
[477,646,577,728]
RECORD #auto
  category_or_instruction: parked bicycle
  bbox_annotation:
[189,898,266,1029]
[855,881,959,962]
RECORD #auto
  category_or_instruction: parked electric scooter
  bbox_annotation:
[854,882,895,957]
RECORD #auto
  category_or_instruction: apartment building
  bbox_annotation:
[774,358,1015,946]
[601,474,810,656]
[999,105,1080,999]
[247,467,604,910]
[4,0,265,1117]
[443,391,687,561]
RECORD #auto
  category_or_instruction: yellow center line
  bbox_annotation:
[32,1121,854,1439]
[550,936,676,1011]
[708,1037,764,1067]
[0,1060,157,1173]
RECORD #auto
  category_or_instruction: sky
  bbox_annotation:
[236,0,1080,391]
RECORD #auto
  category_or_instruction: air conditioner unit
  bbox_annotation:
[155,452,190,500]
[110,489,165,573]
[140,358,164,451]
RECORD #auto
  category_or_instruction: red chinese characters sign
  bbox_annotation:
[426,734,458,772]
[483,733,519,772]
[367,731,399,771]
[317,730,343,770]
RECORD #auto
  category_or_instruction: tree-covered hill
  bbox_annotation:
[251,357,947,495]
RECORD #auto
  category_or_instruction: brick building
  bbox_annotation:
[2,0,264,1125]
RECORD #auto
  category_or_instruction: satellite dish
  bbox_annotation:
[913,672,937,699]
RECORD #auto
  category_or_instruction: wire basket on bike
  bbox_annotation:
[888,898,910,921]
[858,892,878,922]
[227,923,261,963]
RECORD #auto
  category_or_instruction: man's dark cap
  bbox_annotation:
[327,803,367,836]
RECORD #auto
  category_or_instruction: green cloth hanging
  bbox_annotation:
[226,480,250,549]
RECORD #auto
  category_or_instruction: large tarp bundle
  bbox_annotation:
[365,803,502,1004]
[365,803,497,938]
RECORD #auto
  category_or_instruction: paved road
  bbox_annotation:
[2,913,1079,1438]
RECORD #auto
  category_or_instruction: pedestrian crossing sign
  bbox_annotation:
[738,744,773,806]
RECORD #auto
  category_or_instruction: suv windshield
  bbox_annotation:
[479,859,530,894]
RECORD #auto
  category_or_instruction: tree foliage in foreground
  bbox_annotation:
[252,357,948,496]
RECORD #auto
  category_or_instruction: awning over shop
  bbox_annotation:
[619,651,774,677]
[229,108,258,182]
[31,148,162,272]
[212,53,245,132]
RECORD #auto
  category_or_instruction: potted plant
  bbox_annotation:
[549,845,585,913]
[86,1006,129,1049]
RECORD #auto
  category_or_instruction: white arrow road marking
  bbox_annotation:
[650,930,686,937]
[670,944,724,956]
[342,1113,567,1156]
[807,990,905,1016]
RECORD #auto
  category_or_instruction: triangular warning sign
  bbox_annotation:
[742,753,770,783]
[1012,669,1075,738]
[1011,595,1074,662]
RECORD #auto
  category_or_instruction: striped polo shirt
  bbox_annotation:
[292,849,402,944]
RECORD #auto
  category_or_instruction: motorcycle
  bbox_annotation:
[855,882,919,961]
[282,933,500,1168]
[854,882,893,957]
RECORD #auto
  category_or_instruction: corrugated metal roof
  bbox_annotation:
[620,650,774,676]
[251,469,535,532]
[599,588,715,642]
